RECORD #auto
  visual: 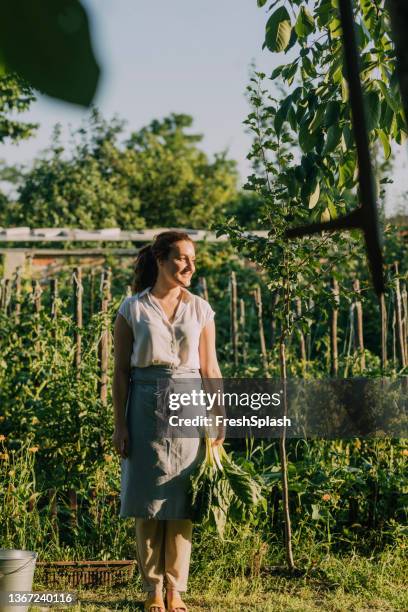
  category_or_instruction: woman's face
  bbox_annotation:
[158,240,196,288]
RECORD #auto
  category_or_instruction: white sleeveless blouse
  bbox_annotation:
[117,286,216,369]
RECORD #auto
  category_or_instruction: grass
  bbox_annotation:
[30,544,407,611]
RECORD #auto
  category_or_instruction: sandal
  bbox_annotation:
[166,592,188,612]
[144,594,166,612]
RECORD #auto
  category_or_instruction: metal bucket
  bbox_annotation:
[0,550,37,612]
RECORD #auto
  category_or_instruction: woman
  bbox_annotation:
[112,231,223,612]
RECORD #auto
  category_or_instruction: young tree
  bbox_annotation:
[213,0,404,571]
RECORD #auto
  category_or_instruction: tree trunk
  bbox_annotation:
[254,285,268,373]
[279,338,295,570]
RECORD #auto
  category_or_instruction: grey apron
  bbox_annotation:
[120,365,205,519]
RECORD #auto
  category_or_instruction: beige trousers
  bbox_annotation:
[135,518,193,593]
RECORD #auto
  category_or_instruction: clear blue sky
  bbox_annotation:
[1,0,406,215]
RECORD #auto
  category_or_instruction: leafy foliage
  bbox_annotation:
[3,111,238,229]
[0,73,37,144]
[0,0,99,106]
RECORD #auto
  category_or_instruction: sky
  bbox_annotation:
[1,0,407,216]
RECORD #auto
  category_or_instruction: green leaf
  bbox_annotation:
[378,129,391,159]
[265,7,292,53]
[271,65,283,80]
[324,101,341,128]
[274,95,292,136]
[0,0,100,106]
[308,181,320,208]
[309,104,327,132]
[320,207,331,222]
[339,155,356,188]
[364,90,381,131]
[299,120,318,152]
[323,124,342,155]
[327,200,338,219]
[329,17,342,38]
[295,6,315,38]
[257,0,268,6]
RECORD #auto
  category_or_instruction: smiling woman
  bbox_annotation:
[112,230,223,612]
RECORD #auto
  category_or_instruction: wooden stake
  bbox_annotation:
[230,272,239,368]
[98,268,111,406]
[330,279,340,377]
[380,293,387,371]
[295,297,307,365]
[353,279,366,371]
[393,263,407,368]
[253,285,268,373]
[73,267,83,373]
[392,302,397,369]
[402,282,408,364]
[239,298,247,365]
[14,266,22,324]
[270,290,279,349]
[306,296,314,360]
[50,278,58,320]
[32,280,42,353]
[89,268,95,318]
[199,276,209,302]
[1,278,10,313]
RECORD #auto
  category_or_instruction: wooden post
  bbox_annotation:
[230,272,239,368]
[295,297,307,365]
[330,279,340,377]
[353,279,366,371]
[306,296,314,360]
[89,268,95,318]
[98,268,111,406]
[199,277,209,302]
[73,267,83,373]
[402,282,408,364]
[380,293,387,371]
[254,285,268,373]
[32,280,42,353]
[392,301,397,369]
[394,263,407,368]
[32,280,42,314]
[14,267,22,324]
[50,278,58,320]
[1,278,10,313]
[239,298,247,365]
[270,290,279,349]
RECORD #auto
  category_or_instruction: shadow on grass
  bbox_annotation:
[79,600,144,611]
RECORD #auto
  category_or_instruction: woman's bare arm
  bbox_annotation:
[199,320,225,446]
[112,313,133,457]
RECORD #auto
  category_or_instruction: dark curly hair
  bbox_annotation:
[131,230,194,293]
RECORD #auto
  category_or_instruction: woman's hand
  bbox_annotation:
[112,424,129,459]
[211,436,225,448]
